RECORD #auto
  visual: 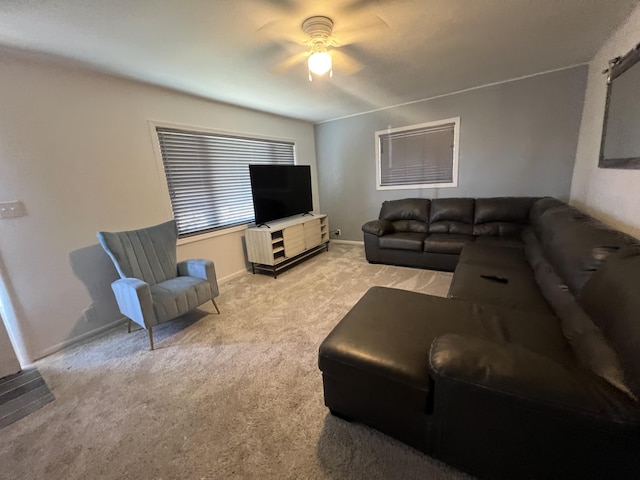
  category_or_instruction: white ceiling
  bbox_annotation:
[0,0,638,123]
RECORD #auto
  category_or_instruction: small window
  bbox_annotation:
[156,126,295,237]
[375,117,459,190]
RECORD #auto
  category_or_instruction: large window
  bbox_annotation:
[156,126,295,237]
[375,117,459,190]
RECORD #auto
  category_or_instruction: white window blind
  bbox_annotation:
[156,127,295,237]
[375,118,459,190]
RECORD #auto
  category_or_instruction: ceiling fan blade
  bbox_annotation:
[331,50,363,75]
[331,14,389,47]
[342,0,409,13]
[250,41,288,64]
[260,0,298,9]
[257,19,308,46]
[271,51,309,74]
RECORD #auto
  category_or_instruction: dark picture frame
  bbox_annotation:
[599,42,640,169]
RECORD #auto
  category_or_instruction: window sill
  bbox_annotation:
[176,224,248,246]
[376,182,458,190]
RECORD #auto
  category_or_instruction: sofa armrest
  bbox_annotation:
[362,219,394,236]
[429,334,624,416]
[111,278,157,329]
[177,259,219,297]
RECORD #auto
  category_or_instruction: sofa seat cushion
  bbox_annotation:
[473,236,523,249]
[319,287,572,391]
[379,232,427,251]
[151,276,213,323]
[458,243,529,269]
[424,234,475,254]
[449,263,554,315]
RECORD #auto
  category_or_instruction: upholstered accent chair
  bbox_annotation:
[97,220,220,350]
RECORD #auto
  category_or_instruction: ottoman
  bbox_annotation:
[318,286,440,451]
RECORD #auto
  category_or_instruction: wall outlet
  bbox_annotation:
[0,201,26,219]
[335,229,342,236]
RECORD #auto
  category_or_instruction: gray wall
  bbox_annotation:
[603,60,640,160]
[315,66,588,241]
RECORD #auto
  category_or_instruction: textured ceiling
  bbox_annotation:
[0,0,638,122]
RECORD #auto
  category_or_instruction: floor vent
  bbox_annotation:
[0,368,54,429]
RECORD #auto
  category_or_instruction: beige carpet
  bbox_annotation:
[0,244,473,480]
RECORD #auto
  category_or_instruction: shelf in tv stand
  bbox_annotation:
[245,214,329,277]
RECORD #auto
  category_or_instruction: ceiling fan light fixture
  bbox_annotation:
[302,16,334,81]
[308,50,332,76]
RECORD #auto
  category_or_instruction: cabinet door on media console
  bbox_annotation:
[283,224,305,258]
[304,218,322,249]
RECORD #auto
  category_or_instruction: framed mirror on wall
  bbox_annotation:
[600,42,640,169]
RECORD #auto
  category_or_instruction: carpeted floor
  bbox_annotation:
[0,244,473,480]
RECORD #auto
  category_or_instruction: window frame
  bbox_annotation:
[375,117,460,190]
[149,120,297,242]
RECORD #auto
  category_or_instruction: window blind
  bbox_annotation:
[156,127,295,237]
[378,123,455,187]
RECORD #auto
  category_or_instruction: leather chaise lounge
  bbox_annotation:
[318,197,640,479]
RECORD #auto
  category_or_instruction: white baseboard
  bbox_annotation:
[218,269,249,284]
[35,317,128,361]
[39,260,358,360]
[331,239,365,246]
[35,270,248,361]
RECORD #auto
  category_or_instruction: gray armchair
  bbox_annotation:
[97,220,220,350]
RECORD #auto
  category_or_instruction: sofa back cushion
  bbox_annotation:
[523,228,635,398]
[429,198,474,235]
[530,200,590,243]
[529,196,566,225]
[580,247,640,398]
[473,197,537,237]
[529,200,636,295]
[379,198,430,233]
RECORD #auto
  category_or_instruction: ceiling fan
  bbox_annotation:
[302,16,336,81]
[257,12,387,81]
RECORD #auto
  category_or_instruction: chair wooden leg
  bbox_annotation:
[148,327,154,351]
[212,298,220,314]
[127,320,132,333]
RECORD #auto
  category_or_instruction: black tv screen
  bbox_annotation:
[249,165,313,225]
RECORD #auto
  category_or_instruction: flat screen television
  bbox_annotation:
[249,165,313,225]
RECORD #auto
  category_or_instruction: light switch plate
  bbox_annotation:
[0,201,27,219]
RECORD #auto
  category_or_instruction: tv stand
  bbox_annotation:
[245,214,329,278]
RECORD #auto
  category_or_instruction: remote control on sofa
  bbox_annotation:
[480,274,509,283]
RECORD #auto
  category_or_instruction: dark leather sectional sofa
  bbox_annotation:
[362,197,537,271]
[318,197,640,479]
